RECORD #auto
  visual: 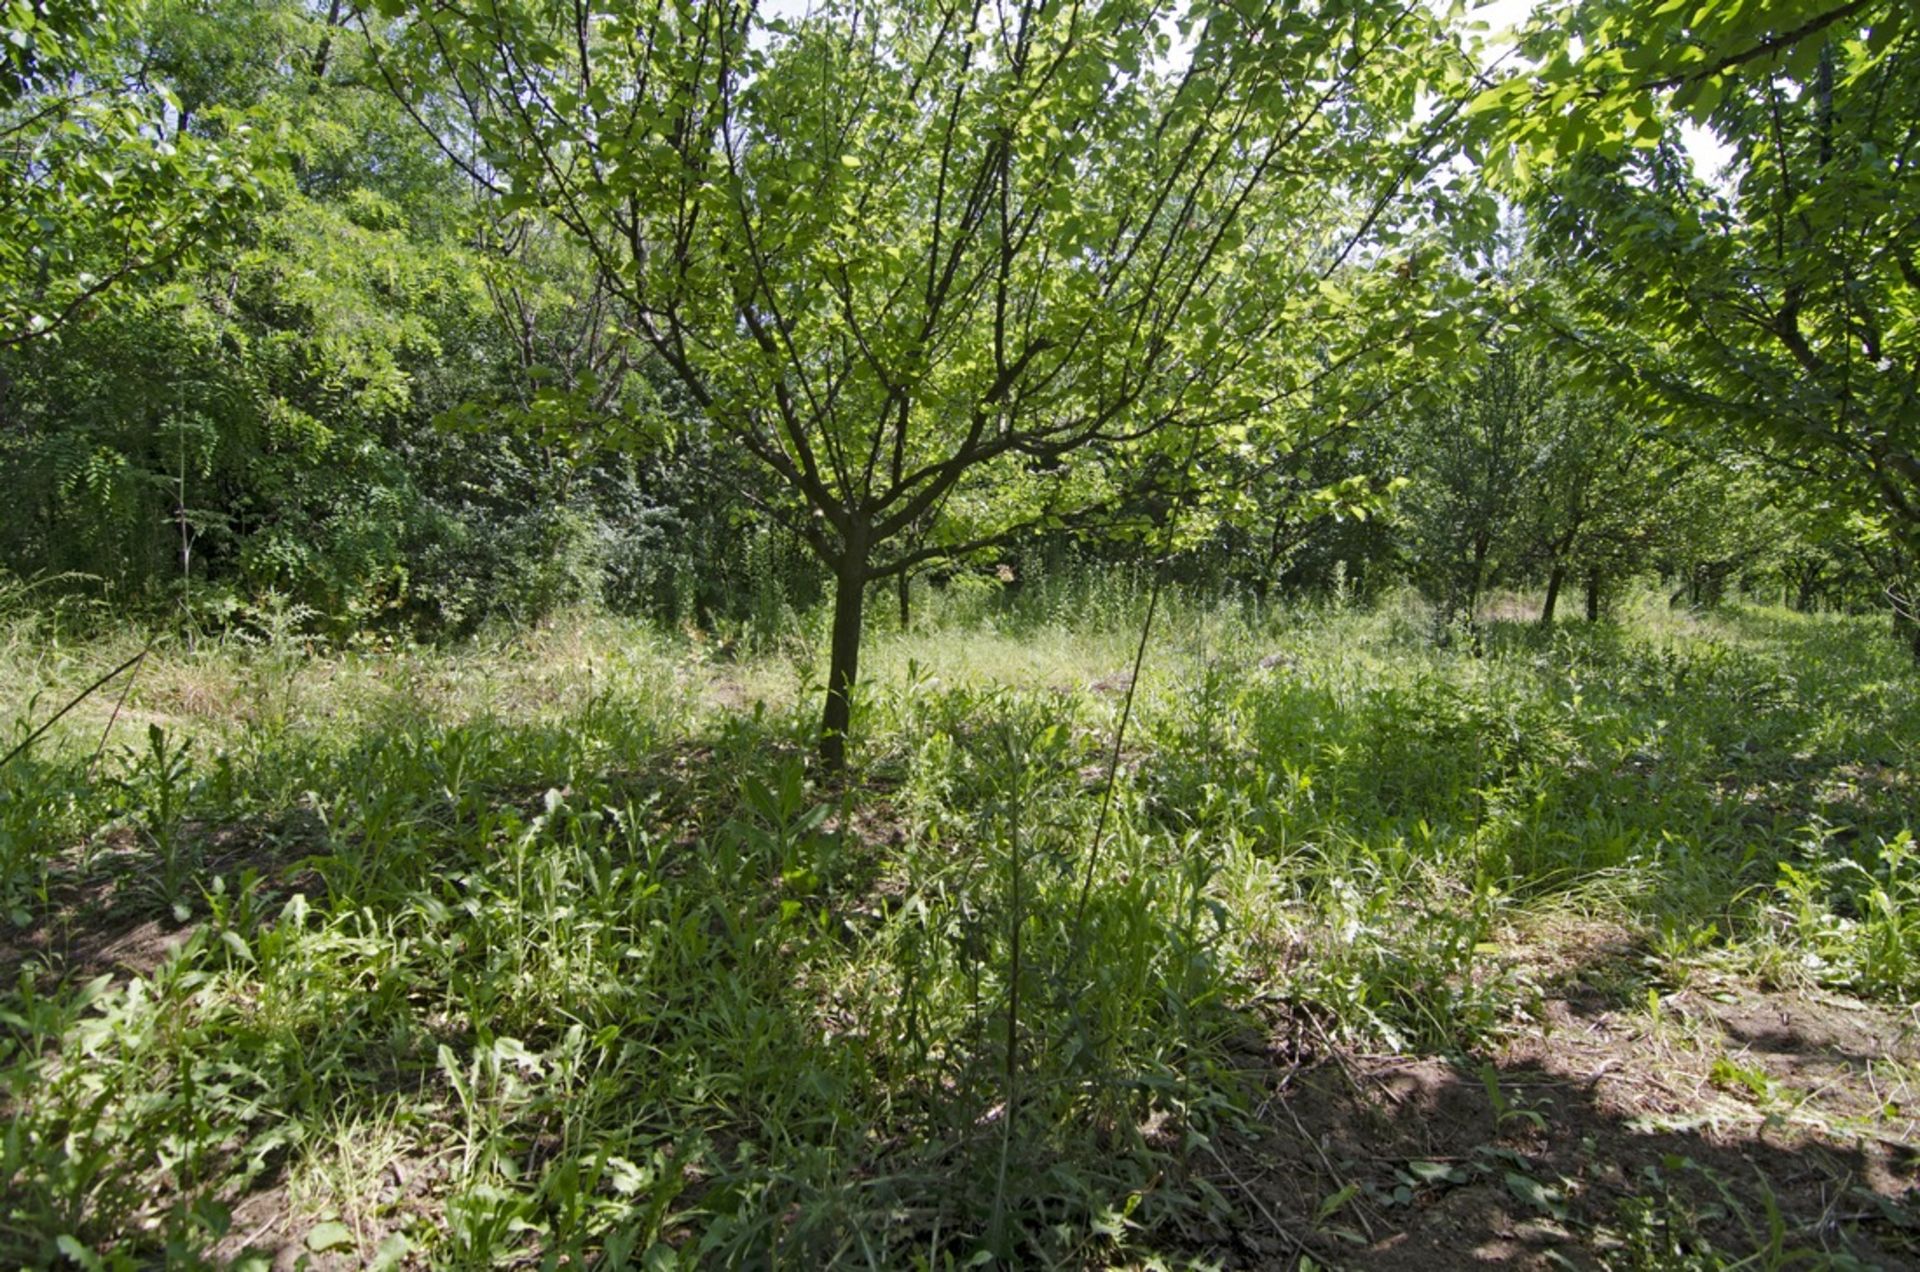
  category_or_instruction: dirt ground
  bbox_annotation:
[1193,931,1920,1269]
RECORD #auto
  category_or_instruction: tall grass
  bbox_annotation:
[0,581,1914,1263]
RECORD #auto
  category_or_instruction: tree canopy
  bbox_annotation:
[371,0,1475,761]
[1,0,1914,755]
[1481,0,1920,642]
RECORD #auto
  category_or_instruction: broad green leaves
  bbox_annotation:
[2,0,118,107]
[1,0,261,347]
[1470,0,1911,175]
[376,0,1474,755]
[381,0,1466,576]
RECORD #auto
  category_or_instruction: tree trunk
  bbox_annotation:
[1256,508,1290,605]
[1585,568,1602,622]
[1895,591,1920,664]
[1796,568,1819,612]
[1538,515,1580,629]
[897,571,911,632]
[1466,532,1490,624]
[1540,562,1566,627]
[820,561,868,771]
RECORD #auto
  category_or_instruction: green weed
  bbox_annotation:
[0,591,1912,1262]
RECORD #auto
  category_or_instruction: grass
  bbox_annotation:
[1,577,1916,1266]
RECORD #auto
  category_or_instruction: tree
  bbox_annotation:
[1,0,456,621]
[1398,343,1558,628]
[1476,0,1920,651]
[372,0,1467,765]
[3,0,607,632]
[1,0,258,347]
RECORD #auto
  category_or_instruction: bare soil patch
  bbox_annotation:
[0,810,325,987]
[1190,941,1920,1269]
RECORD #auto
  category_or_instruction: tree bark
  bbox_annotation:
[1256,507,1290,605]
[1895,589,1920,664]
[1467,531,1490,624]
[1794,562,1821,612]
[311,0,346,82]
[820,559,868,771]
[1538,514,1581,628]
[897,571,911,632]
[1585,568,1603,622]
[1540,562,1566,627]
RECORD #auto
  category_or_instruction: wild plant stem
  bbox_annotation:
[991,751,1026,1258]
[1066,427,1201,971]
[1,641,154,773]
[1067,564,1164,962]
[89,644,151,779]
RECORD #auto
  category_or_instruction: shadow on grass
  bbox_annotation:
[0,805,326,986]
[0,700,1245,1267]
[5,603,1917,1265]
[1196,967,1920,1270]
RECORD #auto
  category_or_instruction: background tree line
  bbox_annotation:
[3,0,1913,722]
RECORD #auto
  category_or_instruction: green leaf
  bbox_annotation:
[307,1220,355,1252]
[1466,77,1531,118]
[55,1238,105,1272]
[1316,1181,1361,1221]
[371,1233,411,1270]
[1504,1171,1564,1217]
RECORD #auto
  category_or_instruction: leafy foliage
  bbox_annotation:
[1478,0,1920,643]
[0,0,260,346]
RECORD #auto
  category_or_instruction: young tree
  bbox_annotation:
[1396,342,1559,627]
[372,0,1467,765]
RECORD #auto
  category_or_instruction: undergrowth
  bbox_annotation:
[0,581,1914,1265]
